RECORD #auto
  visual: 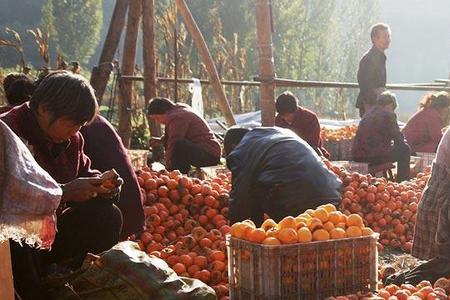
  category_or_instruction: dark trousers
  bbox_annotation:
[10,199,122,300]
[357,142,411,182]
[170,138,220,174]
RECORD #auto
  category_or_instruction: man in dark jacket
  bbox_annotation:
[224,127,342,226]
[356,23,391,117]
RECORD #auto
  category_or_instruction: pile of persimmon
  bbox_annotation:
[321,125,358,142]
[230,204,375,245]
[134,167,231,300]
[330,163,430,253]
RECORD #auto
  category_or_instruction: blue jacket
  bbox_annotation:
[227,127,342,224]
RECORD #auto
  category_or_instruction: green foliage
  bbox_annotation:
[41,0,103,64]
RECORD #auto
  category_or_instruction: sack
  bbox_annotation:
[0,120,62,248]
[49,241,217,300]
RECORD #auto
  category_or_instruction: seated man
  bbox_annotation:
[146,97,221,174]
[1,72,34,114]
[224,126,342,226]
[2,71,123,299]
[352,91,411,182]
[275,91,330,158]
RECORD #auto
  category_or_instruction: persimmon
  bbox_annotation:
[330,228,346,239]
[312,229,330,241]
[278,228,298,244]
[193,255,208,268]
[297,227,313,243]
[262,237,281,245]
[278,216,297,229]
[346,226,362,238]
[248,228,267,244]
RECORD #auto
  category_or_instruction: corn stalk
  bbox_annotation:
[27,27,50,68]
[0,28,26,71]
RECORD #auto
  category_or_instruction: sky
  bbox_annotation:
[379,0,450,120]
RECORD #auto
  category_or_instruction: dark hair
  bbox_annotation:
[5,78,34,106]
[275,91,298,114]
[419,92,450,110]
[223,127,250,156]
[147,97,176,115]
[3,73,29,93]
[370,23,390,41]
[30,71,98,125]
[377,91,397,109]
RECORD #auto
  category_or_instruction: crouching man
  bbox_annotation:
[224,126,342,226]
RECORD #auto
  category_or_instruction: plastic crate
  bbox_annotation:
[323,139,354,161]
[227,235,378,300]
[127,149,149,169]
[200,165,228,178]
[416,152,436,172]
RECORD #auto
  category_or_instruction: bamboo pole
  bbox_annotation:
[142,0,161,137]
[118,0,141,147]
[0,241,14,300]
[174,0,236,126]
[90,0,129,103]
[255,0,276,126]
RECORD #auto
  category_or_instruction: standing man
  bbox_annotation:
[356,23,391,117]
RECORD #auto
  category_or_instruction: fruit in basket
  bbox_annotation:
[262,237,281,245]
[296,227,313,243]
[248,228,266,244]
[330,227,346,239]
[278,216,297,229]
[312,228,330,241]
[278,228,298,244]
[261,218,277,231]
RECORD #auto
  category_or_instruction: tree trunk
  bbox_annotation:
[90,0,129,103]
[142,0,161,137]
[255,0,275,126]
[174,0,236,126]
[118,0,141,147]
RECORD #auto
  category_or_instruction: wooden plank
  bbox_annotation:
[118,0,141,147]
[0,240,14,300]
[255,0,276,126]
[175,0,236,126]
[142,0,161,137]
[90,0,130,103]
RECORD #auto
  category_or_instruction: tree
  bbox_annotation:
[41,0,103,64]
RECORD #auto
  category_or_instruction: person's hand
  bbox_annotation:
[149,137,163,148]
[61,177,109,203]
[99,169,123,199]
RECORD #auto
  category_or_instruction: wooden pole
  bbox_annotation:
[0,241,14,300]
[255,0,275,126]
[118,0,141,147]
[142,0,161,137]
[90,0,130,103]
[174,0,236,126]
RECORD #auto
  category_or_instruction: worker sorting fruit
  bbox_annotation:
[223,126,342,226]
[146,97,221,174]
[275,91,330,159]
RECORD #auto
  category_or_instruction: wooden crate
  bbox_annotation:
[227,235,378,300]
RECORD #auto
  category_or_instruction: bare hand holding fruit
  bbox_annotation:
[99,169,123,198]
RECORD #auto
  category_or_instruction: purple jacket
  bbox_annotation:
[80,115,144,239]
